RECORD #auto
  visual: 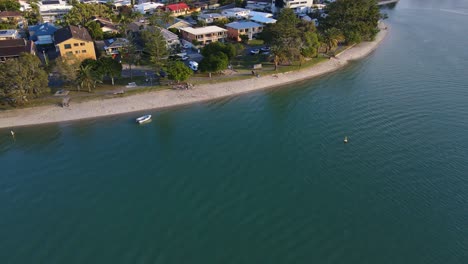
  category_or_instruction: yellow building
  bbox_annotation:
[54,25,96,62]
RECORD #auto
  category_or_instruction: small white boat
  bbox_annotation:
[136,114,152,124]
[344,136,348,143]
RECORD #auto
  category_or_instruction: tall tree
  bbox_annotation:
[62,3,113,26]
[54,58,81,87]
[199,52,228,78]
[150,9,175,28]
[166,61,192,83]
[141,26,169,71]
[322,0,380,43]
[321,27,345,53]
[0,53,48,105]
[98,57,122,86]
[77,64,101,92]
[119,32,140,80]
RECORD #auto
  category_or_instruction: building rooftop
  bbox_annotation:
[0,39,34,58]
[0,30,18,38]
[0,11,23,18]
[54,25,92,44]
[159,27,179,41]
[225,21,262,30]
[180,26,227,35]
[223,8,250,13]
[250,15,277,24]
[29,22,58,36]
[198,13,225,19]
[166,3,190,11]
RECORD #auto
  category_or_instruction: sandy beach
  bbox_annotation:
[0,24,388,129]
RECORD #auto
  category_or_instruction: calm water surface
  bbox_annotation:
[1,1,468,263]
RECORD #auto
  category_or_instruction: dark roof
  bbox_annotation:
[94,18,118,31]
[42,0,61,5]
[0,11,23,18]
[54,25,93,44]
[0,39,35,58]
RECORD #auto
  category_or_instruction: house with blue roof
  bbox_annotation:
[225,21,264,42]
[29,22,58,45]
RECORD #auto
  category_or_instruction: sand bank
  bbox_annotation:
[0,24,388,129]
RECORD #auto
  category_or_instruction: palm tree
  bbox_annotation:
[77,64,101,92]
[322,28,345,54]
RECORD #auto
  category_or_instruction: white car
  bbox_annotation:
[189,61,198,71]
[250,49,260,55]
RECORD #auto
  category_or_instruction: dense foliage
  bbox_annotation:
[261,8,319,68]
[199,42,237,75]
[166,61,192,83]
[0,53,48,105]
[62,3,114,26]
[141,27,169,71]
[321,0,381,43]
[0,0,20,11]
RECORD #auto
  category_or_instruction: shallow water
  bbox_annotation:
[1,1,468,263]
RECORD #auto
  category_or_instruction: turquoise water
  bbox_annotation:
[1,2,468,263]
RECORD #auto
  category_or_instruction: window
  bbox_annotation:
[80,43,85,46]
[75,50,80,54]
[64,44,71,49]
[66,51,73,55]
[82,50,87,53]
[74,43,79,47]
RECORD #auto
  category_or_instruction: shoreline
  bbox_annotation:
[0,24,388,129]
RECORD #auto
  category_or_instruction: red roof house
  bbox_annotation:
[165,3,190,16]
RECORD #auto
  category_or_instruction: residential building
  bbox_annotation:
[165,3,190,17]
[158,27,180,49]
[225,21,263,42]
[165,18,191,30]
[93,17,119,34]
[197,13,226,24]
[54,25,96,61]
[0,30,19,40]
[179,26,227,45]
[193,1,220,10]
[245,1,271,12]
[0,39,36,62]
[249,11,276,24]
[221,8,251,19]
[103,38,128,55]
[134,2,164,14]
[272,0,314,14]
[0,11,27,29]
[29,22,58,45]
[39,0,73,23]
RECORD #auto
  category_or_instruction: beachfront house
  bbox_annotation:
[179,26,227,45]
[159,27,180,49]
[225,21,263,42]
[103,38,128,55]
[0,11,27,28]
[0,39,36,62]
[54,25,96,62]
[29,22,58,45]
[221,8,251,19]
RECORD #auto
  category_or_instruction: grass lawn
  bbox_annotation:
[247,39,264,46]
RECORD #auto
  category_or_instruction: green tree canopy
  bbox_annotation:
[0,53,48,105]
[321,0,380,43]
[166,61,192,83]
[201,42,236,61]
[85,21,104,40]
[141,26,169,71]
[98,57,122,86]
[199,52,228,75]
[62,3,113,26]
[0,0,20,11]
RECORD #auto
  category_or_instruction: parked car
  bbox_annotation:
[181,55,189,61]
[260,46,270,52]
[250,49,260,55]
[183,43,191,49]
[189,61,198,71]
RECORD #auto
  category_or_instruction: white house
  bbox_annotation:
[134,2,164,14]
[248,11,276,24]
[39,0,73,23]
[272,0,314,14]
[221,8,251,19]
